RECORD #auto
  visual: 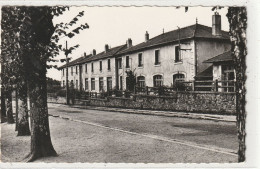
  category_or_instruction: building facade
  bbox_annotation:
[204,51,235,92]
[59,12,231,93]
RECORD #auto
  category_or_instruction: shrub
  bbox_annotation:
[172,81,186,91]
[56,89,66,97]
[156,86,169,96]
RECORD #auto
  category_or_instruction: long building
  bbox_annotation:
[59,12,231,93]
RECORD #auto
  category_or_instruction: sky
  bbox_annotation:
[48,6,229,80]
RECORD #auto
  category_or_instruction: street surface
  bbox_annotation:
[1,103,238,163]
[47,103,238,163]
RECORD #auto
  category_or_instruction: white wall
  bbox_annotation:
[119,40,195,90]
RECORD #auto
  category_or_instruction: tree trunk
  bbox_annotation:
[15,89,18,130]
[17,81,30,136]
[6,91,15,124]
[227,7,247,162]
[1,62,7,122]
[25,68,57,162]
[1,88,6,123]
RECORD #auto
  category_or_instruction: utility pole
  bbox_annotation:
[65,40,70,105]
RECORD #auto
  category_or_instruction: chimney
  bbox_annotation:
[212,12,222,36]
[105,44,109,53]
[127,38,132,48]
[84,52,87,57]
[145,31,149,42]
[92,49,96,55]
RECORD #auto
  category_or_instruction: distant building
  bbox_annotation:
[59,12,231,93]
[204,51,235,92]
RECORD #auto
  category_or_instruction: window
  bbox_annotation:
[91,62,94,72]
[120,76,123,90]
[99,77,104,91]
[100,61,102,71]
[62,69,64,76]
[71,67,73,75]
[126,56,130,68]
[85,78,88,90]
[107,77,112,91]
[85,64,87,73]
[63,80,65,87]
[173,73,185,82]
[76,66,78,74]
[137,76,145,88]
[138,53,143,67]
[70,80,74,88]
[107,59,111,70]
[155,50,160,65]
[175,46,182,62]
[222,65,235,92]
[118,58,122,69]
[76,80,78,89]
[91,78,95,90]
[153,75,163,87]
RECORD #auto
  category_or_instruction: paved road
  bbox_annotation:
[47,103,238,163]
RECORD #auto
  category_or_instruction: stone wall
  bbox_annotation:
[48,92,236,114]
[89,92,236,114]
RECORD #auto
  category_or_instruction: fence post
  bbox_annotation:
[146,86,149,95]
[215,79,218,92]
[192,81,195,91]
[95,92,97,98]
[134,86,136,94]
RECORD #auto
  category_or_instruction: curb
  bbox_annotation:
[50,103,236,122]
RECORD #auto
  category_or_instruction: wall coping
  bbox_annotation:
[107,96,133,100]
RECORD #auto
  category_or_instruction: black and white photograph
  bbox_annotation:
[0,1,259,167]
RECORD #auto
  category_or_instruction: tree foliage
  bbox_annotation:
[125,69,136,91]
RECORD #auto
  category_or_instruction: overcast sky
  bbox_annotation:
[48,6,229,80]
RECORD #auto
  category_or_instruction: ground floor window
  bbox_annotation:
[153,75,163,87]
[63,80,65,87]
[173,73,185,83]
[107,77,112,91]
[99,77,104,91]
[70,80,74,88]
[120,76,123,90]
[85,78,88,90]
[91,78,95,91]
[222,65,235,92]
[137,76,145,88]
[76,80,78,89]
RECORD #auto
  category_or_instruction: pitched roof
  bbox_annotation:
[195,65,213,78]
[117,24,229,55]
[204,51,233,63]
[58,44,127,69]
[58,54,92,69]
[81,44,127,63]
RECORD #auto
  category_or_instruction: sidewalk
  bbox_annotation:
[60,104,236,122]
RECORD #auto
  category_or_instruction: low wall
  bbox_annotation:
[48,92,236,114]
[47,97,66,104]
